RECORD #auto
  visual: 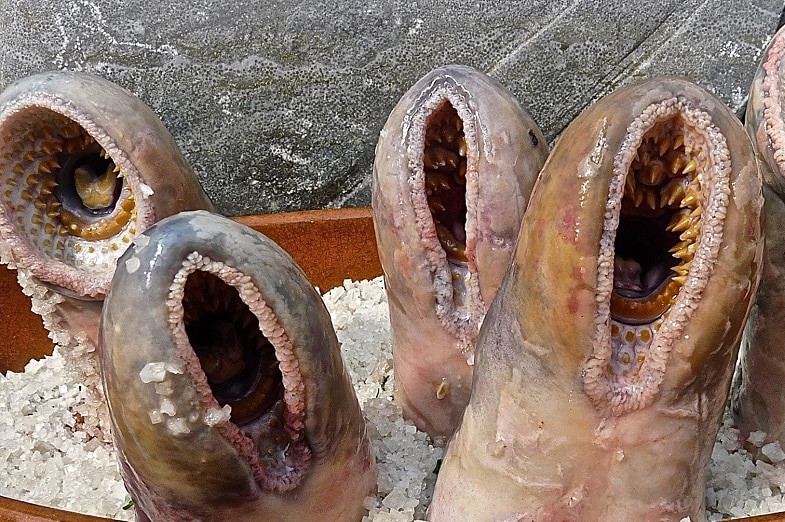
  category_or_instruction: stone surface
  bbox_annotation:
[0,0,782,216]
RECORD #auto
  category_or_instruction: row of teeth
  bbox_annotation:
[1,117,137,270]
[424,105,469,263]
[613,129,704,321]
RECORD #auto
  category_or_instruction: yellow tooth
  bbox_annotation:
[666,153,687,176]
[660,179,686,207]
[681,188,699,208]
[23,151,38,162]
[639,161,666,186]
[6,178,17,187]
[25,174,38,186]
[31,214,43,226]
[673,134,685,149]
[672,275,687,285]
[458,137,467,157]
[13,164,25,176]
[689,206,701,219]
[20,189,33,201]
[658,136,672,156]
[672,261,692,276]
[633,187,644,207]
[624,174,636,196]
[41,141,63,155]
[666,212,691,232]
[682,158,697,175]
[644,187,658,210]
[679,225,700,241]
[669,239,691,253]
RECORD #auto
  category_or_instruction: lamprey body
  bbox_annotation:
[0,71,212,438]
[732,25,785,454]
[100,211,376,522]
[428,78,762,521]
[372,64,548,440]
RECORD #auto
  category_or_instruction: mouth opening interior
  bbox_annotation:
[424,100,468,265]
[182,270,284,427]
[609,116,703,375]
[0,107,137,276]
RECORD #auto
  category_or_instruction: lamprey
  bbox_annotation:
[0,71,212,439]
[428,78,762,521]
[732,24,785,456]
[372,64,548,441]
[99,210,376,521]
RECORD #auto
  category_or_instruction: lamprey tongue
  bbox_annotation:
[372,64,548,441]
[428,78,762,522]
[0,71,212,441]
[100,211,376,522]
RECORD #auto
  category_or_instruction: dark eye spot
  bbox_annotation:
[529,129,539,147]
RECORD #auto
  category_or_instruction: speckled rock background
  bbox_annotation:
[0,0,783,216]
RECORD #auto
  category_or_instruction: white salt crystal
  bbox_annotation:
[7,276,785,522]
[203,405,232,426]
[749,430,767,448]
[159,397,176,416]
[762,442,785,463]
[139,362,167,383]
[165,417,191,435]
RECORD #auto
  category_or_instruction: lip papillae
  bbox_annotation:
[428,78,762,522]
[100,211,376,522]
[372,64,548,441]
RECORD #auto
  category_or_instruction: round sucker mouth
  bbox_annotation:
[424,100,469,265]
[182,271,284,426]
[0,107,138,278]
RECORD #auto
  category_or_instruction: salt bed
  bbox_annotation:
[1,276,785,521]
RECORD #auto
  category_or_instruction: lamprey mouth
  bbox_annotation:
[611,117,701,332]
[586,98,731,415]
[0,108,137,277]
[183,271,283,427]
[425,100,468,264]
[174,260,299,477]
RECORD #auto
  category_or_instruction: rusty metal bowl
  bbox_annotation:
[0,208,782,522]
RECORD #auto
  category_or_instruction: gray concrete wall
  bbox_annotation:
[1,0,782,216]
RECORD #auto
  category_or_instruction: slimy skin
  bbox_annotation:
[0,71,212,438]
[428,78,762,521]
[100,211,376,522]
[732,25,785,452]
[372,64,548,441]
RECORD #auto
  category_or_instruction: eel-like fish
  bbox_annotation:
[99,210,376,521]
[428,78,762,521]
[0,71,212,438]
[732,25,785,453]
[372,64,548,441]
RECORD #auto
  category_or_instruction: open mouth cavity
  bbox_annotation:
[181,269,293,473]
[585,99,730,414]
[609,116,702,376]
[0,107,137,278]
[421,99,476,319]
[169,253,310,490]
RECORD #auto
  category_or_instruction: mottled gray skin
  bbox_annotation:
[100,211,376,521]
[733,25,785,453]
[429,79,762,521]
[372,65,548,440]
